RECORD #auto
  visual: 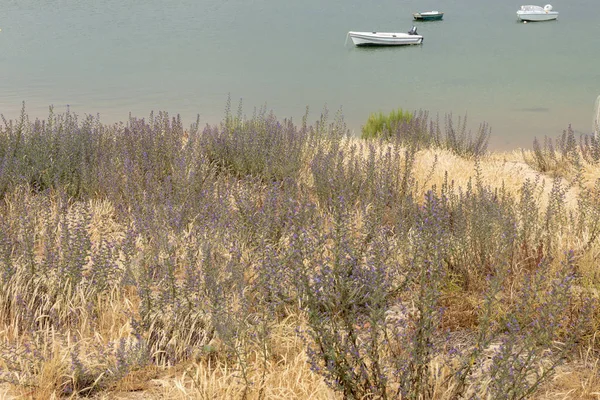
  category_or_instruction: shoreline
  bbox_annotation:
[1,102,594,153]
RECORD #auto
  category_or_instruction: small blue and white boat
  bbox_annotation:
[413,11,444,21]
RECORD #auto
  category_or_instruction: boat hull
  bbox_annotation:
[348,31,423,46]
[413,12,444,21]
[516,11,558,21]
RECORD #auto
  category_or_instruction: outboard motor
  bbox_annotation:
[408,26,418,35]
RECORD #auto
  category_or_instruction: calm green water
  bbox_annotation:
[1,0,599,149]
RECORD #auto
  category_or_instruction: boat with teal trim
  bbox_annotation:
[413,11,444,21]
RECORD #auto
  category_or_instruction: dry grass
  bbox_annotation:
[0,316,338,400]
[1,141,600,399]
[414,148,579,209]
[536,344,600,400]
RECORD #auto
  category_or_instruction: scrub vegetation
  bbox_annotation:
[360,108,413,140]
[1,101,600,399]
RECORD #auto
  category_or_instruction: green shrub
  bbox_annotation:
[361,108,413,139]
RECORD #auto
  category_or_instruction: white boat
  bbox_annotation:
[347,27,423,46]
[517,4,558,22]
[413,11,444,21]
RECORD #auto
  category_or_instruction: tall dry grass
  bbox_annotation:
[0,105,599,399]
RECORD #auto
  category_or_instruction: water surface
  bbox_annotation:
[1,0,599,149]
